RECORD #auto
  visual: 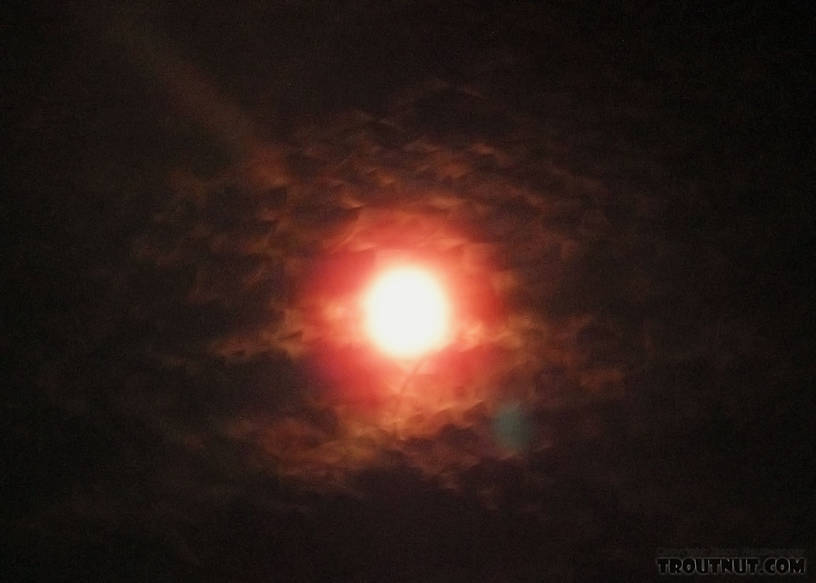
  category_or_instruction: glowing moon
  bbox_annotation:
[363,266,451,358]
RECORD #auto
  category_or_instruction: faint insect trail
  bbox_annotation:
[95,5,265,159]
[392,357,425,439]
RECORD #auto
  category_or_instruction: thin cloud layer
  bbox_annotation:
[9,3,811,579]
[129,83,652,495]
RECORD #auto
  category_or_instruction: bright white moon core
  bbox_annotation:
[363,266,451,358]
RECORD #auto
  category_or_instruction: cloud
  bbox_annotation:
[10,4,812,580]
[116,81,655,498]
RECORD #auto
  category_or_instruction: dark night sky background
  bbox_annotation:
[4,1,815,581]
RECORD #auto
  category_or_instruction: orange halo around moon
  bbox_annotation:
[362,266,452,358]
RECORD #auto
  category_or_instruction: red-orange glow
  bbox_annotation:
[291,209,507,430]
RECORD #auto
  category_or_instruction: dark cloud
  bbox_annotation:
[6,1,813,580]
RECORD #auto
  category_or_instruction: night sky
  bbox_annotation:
[5,2,814,581]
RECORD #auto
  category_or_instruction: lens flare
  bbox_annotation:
[363,266,451,358]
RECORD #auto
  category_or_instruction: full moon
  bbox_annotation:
[363,266,451,358]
